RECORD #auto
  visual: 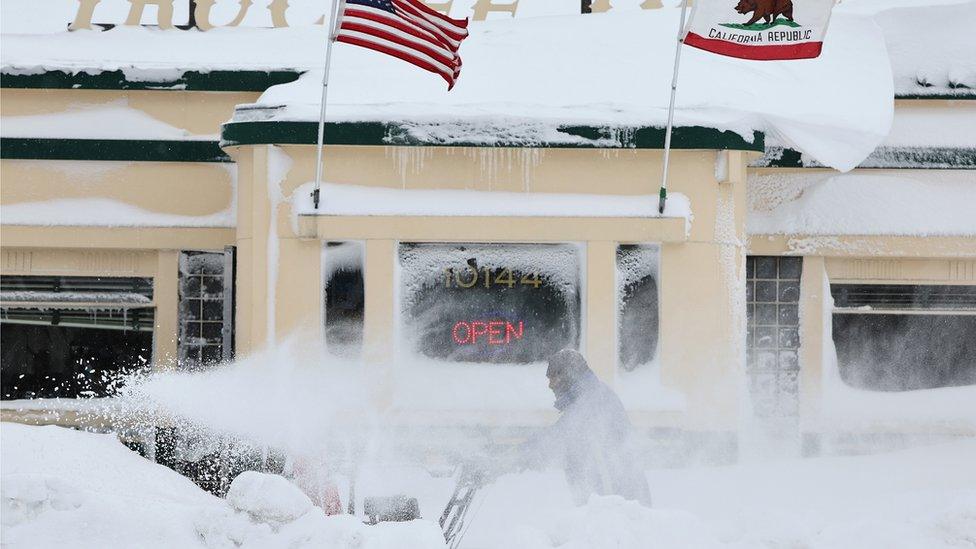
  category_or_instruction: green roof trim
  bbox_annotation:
[221,120,765,151]
[896,93,976,100]
[0,69,303,92]
[752,146,976,169]
[0,138,232,162]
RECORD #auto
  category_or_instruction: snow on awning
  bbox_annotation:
[747,171,976,237]
[0,198,235,227]
[293,182,692,221]
[0,100,214,140]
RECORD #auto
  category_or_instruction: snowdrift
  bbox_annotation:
[4,423,976,548]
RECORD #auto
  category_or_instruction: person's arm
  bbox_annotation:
[516,413,571,471]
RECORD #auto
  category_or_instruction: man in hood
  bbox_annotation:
[521,349,652,506]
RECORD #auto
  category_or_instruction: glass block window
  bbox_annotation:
[179,250,233,368]
[746,256,802,417]
[617,245,660,371]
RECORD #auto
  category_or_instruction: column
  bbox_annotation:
[585,240,617,384]
[153,249,179,369]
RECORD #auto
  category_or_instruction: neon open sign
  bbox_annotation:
[452,320,525,345]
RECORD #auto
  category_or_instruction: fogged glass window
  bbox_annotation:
[323,242,364,357]
[832,284,976,391]
[617,245,659,371]
[399,243,581,364]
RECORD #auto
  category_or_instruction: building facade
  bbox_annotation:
[2,1,974,454]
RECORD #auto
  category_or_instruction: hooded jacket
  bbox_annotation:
[523,349,652,506]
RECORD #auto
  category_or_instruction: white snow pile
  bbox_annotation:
[0,197,234,227]
[883,102,976,148]
[747,171,976,236]
[519,496,726,549]
[292,182,692,220]
[1,423,225,547]
[225,471,313,525]
[251,9,892,172]
[0,423,448,549]
[4,417,976,548]
[0,99,215,141]
[838,0,976,96]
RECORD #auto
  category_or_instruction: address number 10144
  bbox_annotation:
[444,266,542,289]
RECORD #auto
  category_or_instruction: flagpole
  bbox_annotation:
[658,0,690,215]
[312,0,345,210]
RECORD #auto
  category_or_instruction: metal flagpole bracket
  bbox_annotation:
[658,0,690,215]
[312,0,346,210]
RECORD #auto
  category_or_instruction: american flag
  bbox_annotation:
[335,0,470,89]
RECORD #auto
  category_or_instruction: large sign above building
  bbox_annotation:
[67,0,675,31]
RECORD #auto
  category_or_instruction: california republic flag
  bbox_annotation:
[683,0,837,60]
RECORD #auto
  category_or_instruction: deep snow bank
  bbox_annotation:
[3,423,976,548]
[0,423,446,549]
[1,423,223,547]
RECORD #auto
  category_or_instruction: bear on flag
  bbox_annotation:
[683,0,837,60]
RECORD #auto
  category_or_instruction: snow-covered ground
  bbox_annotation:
[3,422,975,548]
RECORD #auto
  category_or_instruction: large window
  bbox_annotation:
[617,245,659,371]
[1,275,154,399]
[323,242,364,358]
[399,243,581,364]
[832,284,976,391]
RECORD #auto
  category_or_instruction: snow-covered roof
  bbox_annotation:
[4,6,895,171]
[838,0,976,97]
[751,102,976,168]
[5,2,973,170]
[244,8,898,173]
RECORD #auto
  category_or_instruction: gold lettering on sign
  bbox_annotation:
[192,0,217,30]
[69,0,102,30]
[67,0,683,31]
[268,0,290,27]
[423,0,454,15]
[193,0,254,29]
[124,0,175,30]
[471,0,518,21]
